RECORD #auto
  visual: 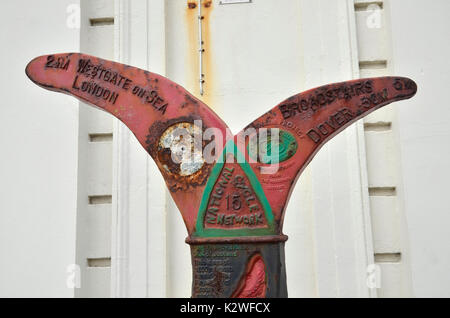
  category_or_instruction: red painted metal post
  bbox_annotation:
[26,53,417,297]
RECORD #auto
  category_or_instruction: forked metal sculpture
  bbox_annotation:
[26,53,417,297]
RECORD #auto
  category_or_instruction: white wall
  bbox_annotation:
[390,0,450,297]
[0,1,80,297]
[1,0,450,298]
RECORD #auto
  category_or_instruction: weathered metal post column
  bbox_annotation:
[26,53,417,298]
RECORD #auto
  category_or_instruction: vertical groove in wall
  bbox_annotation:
[75,0,116,298]
[354,0,411,297]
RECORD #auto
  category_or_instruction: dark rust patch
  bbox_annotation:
[166,163,211,193]
[185,93,199,105]
[146,116,212,192]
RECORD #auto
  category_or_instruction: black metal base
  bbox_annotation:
[189,242,287,298]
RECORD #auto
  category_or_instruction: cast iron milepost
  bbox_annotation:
[26,53,417,297]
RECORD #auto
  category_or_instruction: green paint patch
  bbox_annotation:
[248,129,298,164]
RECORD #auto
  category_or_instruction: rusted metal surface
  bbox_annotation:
[26,53,417,298]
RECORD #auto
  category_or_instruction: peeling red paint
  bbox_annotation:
[232,254,267,298]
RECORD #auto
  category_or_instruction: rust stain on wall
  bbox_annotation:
[187,1,197,9]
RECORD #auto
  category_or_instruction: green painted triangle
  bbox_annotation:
[194,140,276,238]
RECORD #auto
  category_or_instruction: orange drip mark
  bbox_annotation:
[231,254,267,298]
